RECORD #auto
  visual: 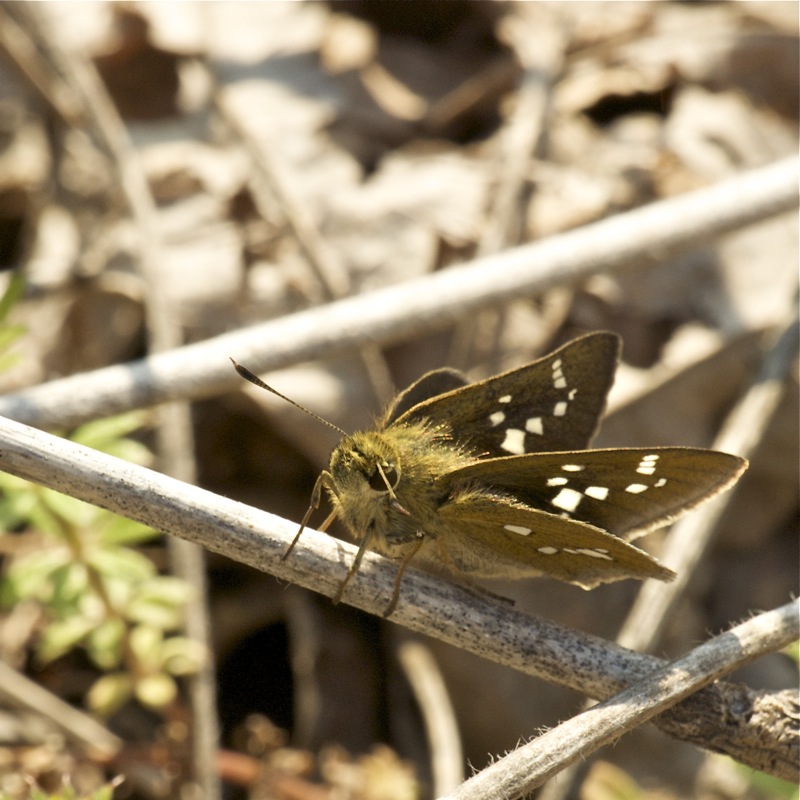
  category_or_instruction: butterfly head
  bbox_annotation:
[330,432,401,493]
[325,432,407,540]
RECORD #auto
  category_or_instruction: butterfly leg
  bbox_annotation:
[282,472,333,560]
[333,531,425,616]
[383,536,425,618]
[332,527,375,606]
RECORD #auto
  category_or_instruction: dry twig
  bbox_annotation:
[0,658,122,759]
[397,641,464,796]
[443,601,799,800]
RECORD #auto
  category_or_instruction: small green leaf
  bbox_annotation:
[97,516,157,546]
[0,471,32,493]
[98,438,154,466]
[38,488,97,528]
[126,596,184,630]
[126,577,191,629]
[0,487,64,537]
[86,545,155,583]
[0,497,28,529]
[129,624,163,671]
[38,615,97,663]
[87,672,134,717]
[160,636,205,676]
[49,561,90,609]
[135,672,177,709]
[5,548,72,602]
[87,618,126,669]
[70,412,150,452]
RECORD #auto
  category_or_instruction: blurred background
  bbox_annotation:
[0,2,796,799]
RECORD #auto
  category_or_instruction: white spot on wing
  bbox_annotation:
[561,464,584,472]
[584,485,609,500]
[538,546,558,555]
[637,453,660,475]
[504,524,531,536]
[654,478,667,487]
[551,487,583,512]
[526,417,544,435]
[551,359,568,389]
[553,401,568,417]
[575,548,613,561]
[489,411,505,426]
[499,394,512,403]
[500,428,526,454]
[625,483,648,494]
[547,477,568,487]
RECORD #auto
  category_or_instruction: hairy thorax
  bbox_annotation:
[326,420,476,556]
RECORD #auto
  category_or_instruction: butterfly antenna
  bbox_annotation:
[231,358,348,436]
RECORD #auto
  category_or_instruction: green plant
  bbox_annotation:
[0,412,203,715]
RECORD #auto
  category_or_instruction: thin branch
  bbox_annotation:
[397,641,464,795]
[0,6,84,127]
[443,601,799,800]
[477,9,564,256]
[0,658,122,758]
[0,416,795,778]
[0,156,795,430]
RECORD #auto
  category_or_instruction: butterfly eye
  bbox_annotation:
[369,463,399,492]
